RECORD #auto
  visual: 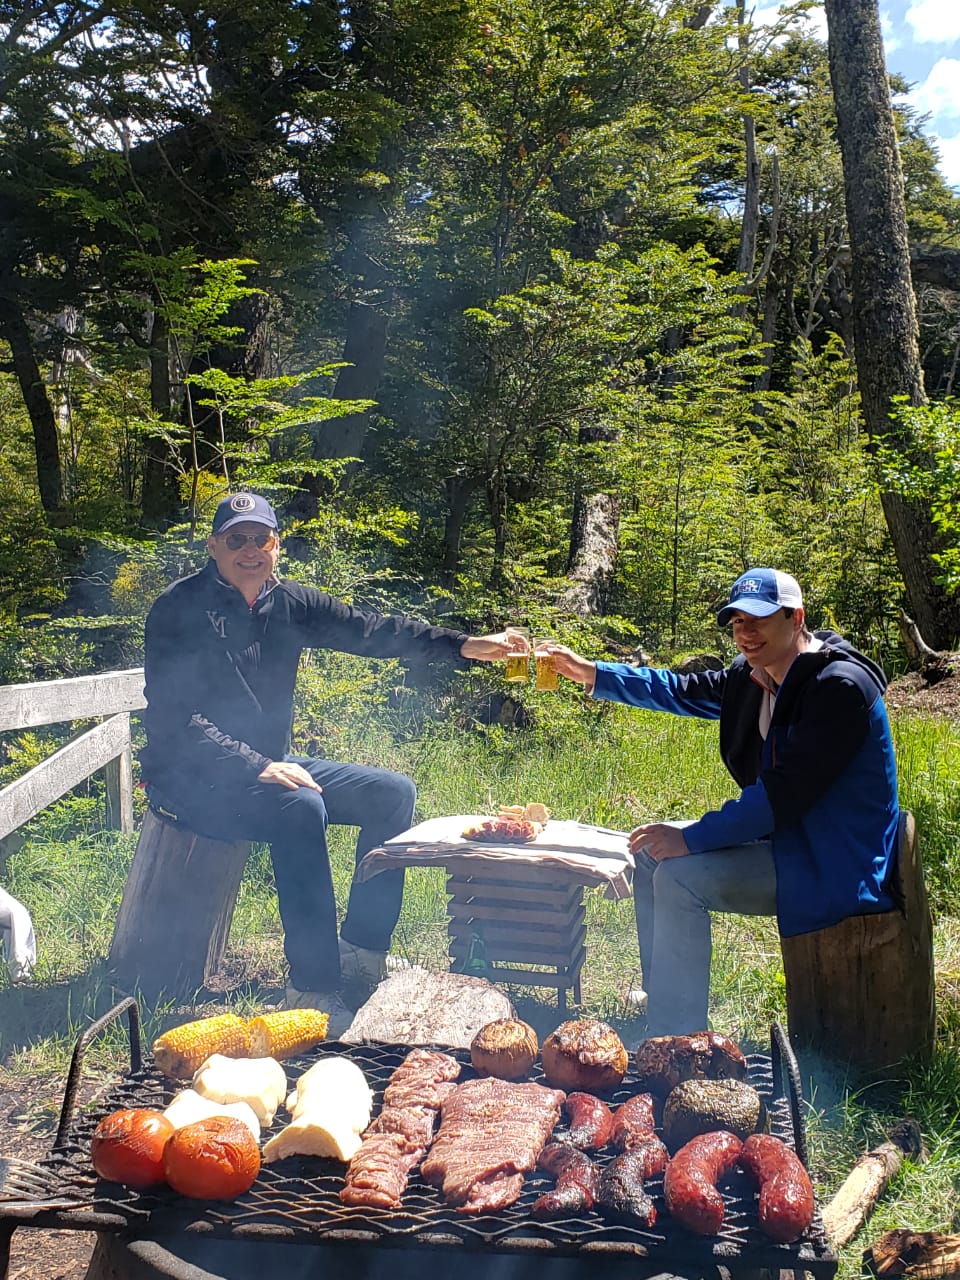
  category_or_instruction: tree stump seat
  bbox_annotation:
[108,809,249,1002]
[780,810,935,1072]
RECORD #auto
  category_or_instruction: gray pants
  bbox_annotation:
[633,821,777,1035]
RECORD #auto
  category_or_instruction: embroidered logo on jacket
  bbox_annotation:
[206,610,227,638]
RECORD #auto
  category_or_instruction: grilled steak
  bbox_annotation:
[421,1077,566,1213]
[340,1050,460,1209]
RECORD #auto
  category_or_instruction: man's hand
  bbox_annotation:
[258,761,322,792]
[460,631,530,662]
[629,822,690,861]
[531,642,597,689]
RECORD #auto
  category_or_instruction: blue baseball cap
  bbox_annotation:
[211,493,279,535]
[717,568,803,626]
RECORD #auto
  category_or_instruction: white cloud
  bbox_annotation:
[881,9,901,55]
[905,0,960,43]
[749,3,827,42]
[934,130,960,189]
[909,57,960,122]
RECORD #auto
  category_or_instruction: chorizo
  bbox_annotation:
[531,1142,600,1218]
[611,1092,656,1148]
[596,1150,657,1227]
[739,1133,814,1243]
[663,1129,743,1235]
[622,1130,668,1179]
[563,1092,614,1150]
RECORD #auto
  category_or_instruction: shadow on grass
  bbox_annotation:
[0,964,286,1063]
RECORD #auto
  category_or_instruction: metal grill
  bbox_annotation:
[0,1002,838,1278]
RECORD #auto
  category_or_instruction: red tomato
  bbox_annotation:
[91,1108,174,1188]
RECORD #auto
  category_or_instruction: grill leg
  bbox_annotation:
[0,1223,15,1280]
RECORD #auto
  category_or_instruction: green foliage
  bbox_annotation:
[878,399,960,595]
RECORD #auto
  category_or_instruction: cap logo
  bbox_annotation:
[230,495,256,513]
[738,577,764,595]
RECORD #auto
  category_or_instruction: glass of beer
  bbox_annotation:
[534,638,559,691]
[504,627,530,681]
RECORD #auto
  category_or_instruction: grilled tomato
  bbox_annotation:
[163,1114,261,1199]
[91,1108,174,1188]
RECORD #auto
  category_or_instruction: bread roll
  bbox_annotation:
[541,1019,628,1092]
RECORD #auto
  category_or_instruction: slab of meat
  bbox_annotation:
[340,1049,460,1209]
[421,1077,566,1213]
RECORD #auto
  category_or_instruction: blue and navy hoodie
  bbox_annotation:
[592,632,899,937]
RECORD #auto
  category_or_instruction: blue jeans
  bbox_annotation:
[633,820,777,1035]
[150,756,416,992]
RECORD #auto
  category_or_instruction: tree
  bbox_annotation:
[824,0,960,646]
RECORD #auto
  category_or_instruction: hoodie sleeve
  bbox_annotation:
[591,663,725,719]
[295,586,471,667]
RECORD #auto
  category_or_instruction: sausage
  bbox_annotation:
[622,1130,668,1178]
[563,1092,614,1150]
[663,1130,743,1235]
[611,1092,656,1148]
[596,1150,657,1227]
[532,1142,601,1218]
[739,1133,815,1243]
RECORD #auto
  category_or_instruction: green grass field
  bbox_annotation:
[1,703,959,1275]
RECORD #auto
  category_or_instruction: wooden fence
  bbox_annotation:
[0,669,146,857]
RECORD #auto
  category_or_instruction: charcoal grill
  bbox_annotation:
[0,999,838,1280]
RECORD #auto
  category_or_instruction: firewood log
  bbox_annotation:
[822,1120,924,1249]
[865,1230,960,1279]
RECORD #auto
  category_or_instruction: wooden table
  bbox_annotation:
[446,859,587,1009]
[357,816,634,1012]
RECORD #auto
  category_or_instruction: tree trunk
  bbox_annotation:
[142,309,180,527]
[564,425,621,616]
[824,0,960,647]
[0,298,63,515]
[564,492,620,616]
[441,474,479,589]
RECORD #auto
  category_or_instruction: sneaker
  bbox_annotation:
[338,938,411,1003]
[626,986,649,1014]
[283,985,355,1038]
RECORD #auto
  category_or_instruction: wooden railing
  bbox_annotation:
[0,669,146,851]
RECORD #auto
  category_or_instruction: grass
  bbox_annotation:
[1,703,959,1276]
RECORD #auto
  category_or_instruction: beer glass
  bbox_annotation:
[534,639,558,691]
[504,627,530,681]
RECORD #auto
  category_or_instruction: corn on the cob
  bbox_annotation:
[152,1013,250,1079]
[246,1009,329,1060]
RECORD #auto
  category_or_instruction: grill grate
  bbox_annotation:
[0,1010,838,1278]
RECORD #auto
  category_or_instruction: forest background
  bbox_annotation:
[4,3,960,1271]
[4,0,960,684]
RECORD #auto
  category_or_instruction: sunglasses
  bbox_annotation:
[221,530,278,551]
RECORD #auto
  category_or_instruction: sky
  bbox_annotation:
[754,1,960,192]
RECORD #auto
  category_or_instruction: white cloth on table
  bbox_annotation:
[355,816,635,900]
[0,885,36,979]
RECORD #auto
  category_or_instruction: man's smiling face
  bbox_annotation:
[207,521,279,600]
[730,607,805,682]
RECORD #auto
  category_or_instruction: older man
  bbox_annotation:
[140,492,520,1032]
[542,567,899,1036]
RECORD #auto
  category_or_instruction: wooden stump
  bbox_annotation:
[781,811,935,1072]
[107,809,249,1002]
[342,968,514,1048]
